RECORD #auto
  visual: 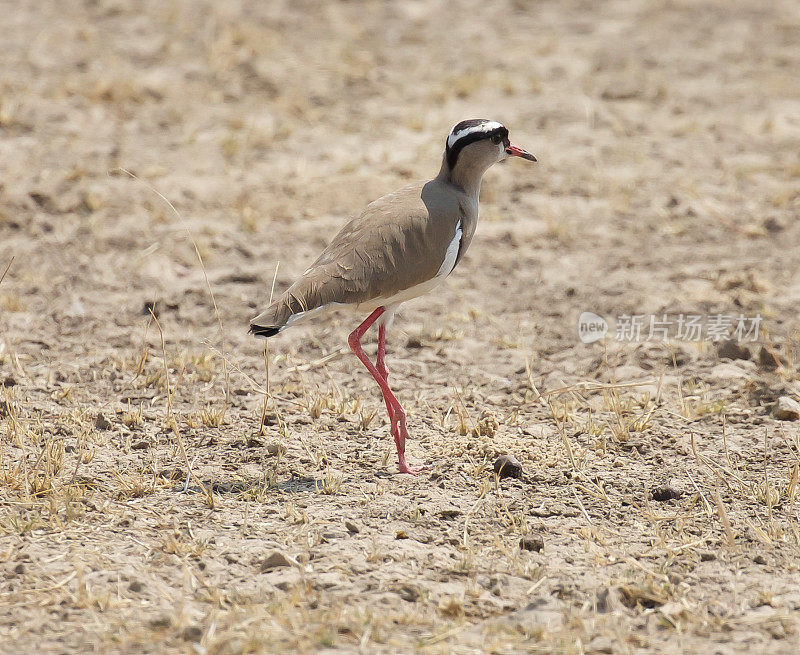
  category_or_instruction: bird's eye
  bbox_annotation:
[491,134,502,145]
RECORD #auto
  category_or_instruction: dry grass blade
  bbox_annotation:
[112,167,231,404]
[149,309,213,508]
[0,256,13,287]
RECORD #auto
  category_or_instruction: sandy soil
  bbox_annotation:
[2,0,800,652]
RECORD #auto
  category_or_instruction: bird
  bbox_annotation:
[250,119,536,474]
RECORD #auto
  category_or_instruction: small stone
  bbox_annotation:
[586,635,614,654]
[773,397,800,421]
[95,413,112,430]
[763,216,785,233]
[131,440,150,450]
[142,300,161,317]
[717,339,751,361]
[128,580,144,592]
[344,520,361,533]
[493,454,523,479]
[519,533,544,552]
[181,625,203,642]
[651,482,683,501]
[406,336,423,349]
[13,563,25,574]
[258,550,298,571]
[700,551,717,562]
[753,554,767,565]
[246,437,263,448]
[759,346,780,370]
[395,530,409,540]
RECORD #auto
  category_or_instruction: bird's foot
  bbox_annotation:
[397,453,425,475]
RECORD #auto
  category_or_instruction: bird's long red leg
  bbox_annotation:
[375,323,396,424]
[348,308,422,475]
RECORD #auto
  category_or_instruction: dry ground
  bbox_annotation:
[2,0,800,653]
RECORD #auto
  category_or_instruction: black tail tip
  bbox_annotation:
[249,324,280,338]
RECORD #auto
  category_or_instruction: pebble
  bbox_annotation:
[258,550,298,571]
[181,625,203,642]
[717,339,750,361]
[651,481,683,501]
[700,551,717,562]
[344,520,361,533]
[763,216,785,232]
[128,580,144,592]
[519,533,544,552]
[758,346,780,370]
[773,396,800,421]
[493,454,523,479]
[131,440,150,450]
[95,413,112,430]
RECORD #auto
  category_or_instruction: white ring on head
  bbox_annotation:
[447,121,505,149]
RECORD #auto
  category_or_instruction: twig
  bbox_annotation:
[572,487,593,525]
[713,488,735,546]
[0,256,13,288]
[687,471,714,517]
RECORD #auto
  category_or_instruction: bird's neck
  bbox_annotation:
[437,156,486,199]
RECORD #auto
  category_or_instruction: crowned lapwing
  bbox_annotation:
[250,119,536,474]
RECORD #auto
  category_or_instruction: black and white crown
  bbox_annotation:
[445,119,508,169]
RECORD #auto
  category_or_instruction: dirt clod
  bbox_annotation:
[95,413,112,430]
[651,484,683,501]
[758,346,782,370]
[181,625,203,642]
[494,454,523,479]
[519,533,544,552]
[717,340,751,361]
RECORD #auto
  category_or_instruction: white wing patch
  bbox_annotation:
[437,220,462,278]
[447,121,504,149]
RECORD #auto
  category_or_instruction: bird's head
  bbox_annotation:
[444,119,537,173]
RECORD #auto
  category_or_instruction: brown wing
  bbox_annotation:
[250,180,463,333]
